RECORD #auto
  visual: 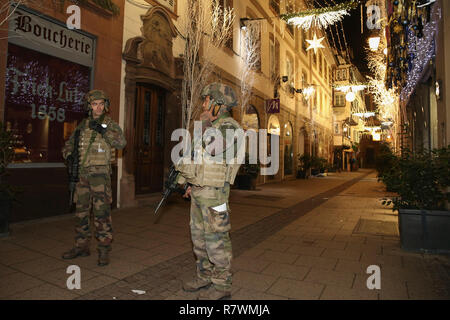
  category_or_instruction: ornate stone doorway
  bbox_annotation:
[121,6,180,207]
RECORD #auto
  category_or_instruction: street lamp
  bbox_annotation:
[346,91,356,102]
[368,36,381,51]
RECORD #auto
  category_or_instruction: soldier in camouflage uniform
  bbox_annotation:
[61,90,126,266]
[176,83,242,300]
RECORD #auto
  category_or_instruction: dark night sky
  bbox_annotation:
[321,0,372,75]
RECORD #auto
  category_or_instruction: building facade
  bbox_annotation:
[332,54,366,170]
[1,0,340,219]
[118,0,337,208]
[0,0,125,221]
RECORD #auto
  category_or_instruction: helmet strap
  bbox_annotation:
[207,97,215,112]
[212,105,220,117]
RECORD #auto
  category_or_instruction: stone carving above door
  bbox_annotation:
[138,6,177,76]
[123,6,177,77]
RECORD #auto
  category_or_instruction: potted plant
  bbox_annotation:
[237,153,260,190]
[318,157,328,174]
[310,156,327,176]
[0,122,15,237]
[297,153,312,179]
[376,142,400,192]
[381,146,450,253]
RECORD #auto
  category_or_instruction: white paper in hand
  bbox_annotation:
[211,203,227,212]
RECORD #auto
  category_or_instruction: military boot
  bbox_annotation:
[198,286,231,300]
[62,246,90,260]
[97,247,111,266]
[182,277,211,292]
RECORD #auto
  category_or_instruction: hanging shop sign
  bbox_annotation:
[266,98,280,114]
[8,7,95,67]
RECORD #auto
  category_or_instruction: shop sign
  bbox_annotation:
[266,99,280,114]
[9,8,95,67]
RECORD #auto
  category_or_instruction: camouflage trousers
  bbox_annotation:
[74,166,113,250]
[190,183,232,291]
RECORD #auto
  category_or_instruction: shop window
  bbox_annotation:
[269,35,280,83]
[4,44,90,163]
[268,114,280,136]
[285,2,294,37]
[242,105,259,131]
[283,121,293,175]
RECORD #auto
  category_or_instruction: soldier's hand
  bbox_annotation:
[183,186,191,199]
[200,111,212,121]
[89,120,107,135]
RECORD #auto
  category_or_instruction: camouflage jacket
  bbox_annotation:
[62,115,126,167]
[177,113,242,187]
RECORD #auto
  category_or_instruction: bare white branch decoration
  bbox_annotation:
[180,0,235,132]
[239,20,261,120]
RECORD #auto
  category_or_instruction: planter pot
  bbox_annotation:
[296,170,307,179]
[0,192,12,237]
[398,209,450,253]
[237,175,252,190]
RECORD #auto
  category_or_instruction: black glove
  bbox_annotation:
[89,120,107,135]
[66,154,74,164]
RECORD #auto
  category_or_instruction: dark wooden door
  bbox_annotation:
[135,85,165,194]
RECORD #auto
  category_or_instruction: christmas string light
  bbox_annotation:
[334,84,367,92]
[400,14,438,102]
[281,0,358,30]
[327,0,353,61]
[366,35,398,122]
[285,8,350,30]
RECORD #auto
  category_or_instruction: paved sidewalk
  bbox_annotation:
[1,169,449,300]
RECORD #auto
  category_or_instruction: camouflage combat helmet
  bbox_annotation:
[201,83,238,107]
[85,89,110,112]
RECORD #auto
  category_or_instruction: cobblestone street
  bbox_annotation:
[1,169,449,300]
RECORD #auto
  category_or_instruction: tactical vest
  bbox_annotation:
[190,116,242,188]
[79,117,116,167]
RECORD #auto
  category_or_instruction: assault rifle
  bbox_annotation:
[67,129,81,210]
[153,164,189,223]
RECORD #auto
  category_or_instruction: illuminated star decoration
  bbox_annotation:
[306,33,325,54]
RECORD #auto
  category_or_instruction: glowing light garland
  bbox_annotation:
[334,85,367,93]
[400,16,438,102]
[303,86,316,100]
[366,34,398,122]
[285,9,350,30]
[280,0,358,30]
